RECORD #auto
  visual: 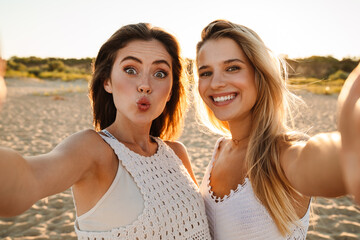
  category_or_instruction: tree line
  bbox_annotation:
[6,56,93,81]
[286,56,359,80]
[5,55,359,82]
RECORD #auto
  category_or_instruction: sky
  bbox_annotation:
[0,0,359,60]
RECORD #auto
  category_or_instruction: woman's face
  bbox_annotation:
[104,39,173,126]
[197,37,257,123]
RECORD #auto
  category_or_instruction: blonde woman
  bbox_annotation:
[194,19,360,239]
[0,23,211,239]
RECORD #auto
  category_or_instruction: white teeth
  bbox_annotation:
[213,94,236,103]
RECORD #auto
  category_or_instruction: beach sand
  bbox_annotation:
[0,78,359,239]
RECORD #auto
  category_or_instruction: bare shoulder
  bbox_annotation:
[53,128,117,189]
[165,140,197,184]
[53,129,113,165]
[281,132,340,165]
[165,140,189,161]
[59,129,101,146]
[0,146,20,157]
[279,140,311,214]
[279,140,306,173]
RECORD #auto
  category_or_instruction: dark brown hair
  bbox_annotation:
[89,23,187,140]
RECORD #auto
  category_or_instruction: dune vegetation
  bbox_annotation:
[5,56,93,81]
[5,55,359,94]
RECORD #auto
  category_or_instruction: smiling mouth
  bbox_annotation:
[212,93,237,103]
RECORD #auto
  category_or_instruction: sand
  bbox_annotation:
[0,78,359,239]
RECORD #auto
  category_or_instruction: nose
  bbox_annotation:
[138,85,151,93]
[210,72,226,89]
[137,76,152,94]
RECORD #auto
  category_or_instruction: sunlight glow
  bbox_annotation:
[0,0,359,60]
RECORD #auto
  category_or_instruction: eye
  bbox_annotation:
[124,67,137,75]
[226,66,240,72]
[154,71,168,79]
[199,71,212,78]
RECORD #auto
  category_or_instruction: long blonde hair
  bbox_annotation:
[194,20,306,235]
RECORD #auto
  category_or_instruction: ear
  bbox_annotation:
[104,78,113,93]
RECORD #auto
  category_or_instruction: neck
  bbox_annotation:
[228,115,252,148]
[231,135,250,146]
[107,115,154,151]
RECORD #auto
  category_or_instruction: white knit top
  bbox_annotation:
[74,134,145,232]
[199,138,310,240]
[74,130,211,240]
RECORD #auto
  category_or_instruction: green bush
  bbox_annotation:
[38,71,91,81]
[7,60,27,71]
[5,70,29,78]
[47,60,65,72]
[328,70,349,81]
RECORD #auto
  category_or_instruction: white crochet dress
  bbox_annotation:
[199,138,310,240]
[75,130,211,240]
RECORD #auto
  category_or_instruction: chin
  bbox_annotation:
[135,115,160,126]
[213,113,232,122]
[134,118,153,125]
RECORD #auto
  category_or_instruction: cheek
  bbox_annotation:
[113,77,134,94]
[247,82,258,108]
[166,81,173,95]
[197,81,207,100]
[232,73,256,92]
[249,77,258,98]
[157,80,172,98]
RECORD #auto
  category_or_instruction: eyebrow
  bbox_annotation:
[121,56,142,64]
[198,65,209,71]
[198,58,245,71]
[121,56,171,68]
[224,58,245,64]
[153,59,171,68]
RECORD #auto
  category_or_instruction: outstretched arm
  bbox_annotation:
[281,132,345,197]
[0,130,99,217]
[282,64,360,200]
[338,63,360,203]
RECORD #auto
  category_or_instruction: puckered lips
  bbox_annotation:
[210,92,237,106]
[136,96,151,111]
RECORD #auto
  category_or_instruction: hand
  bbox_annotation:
[338,63,360,203]
[0,58,5,78]
[0,58,6,107]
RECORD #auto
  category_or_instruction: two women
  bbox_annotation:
[0,20,359,240]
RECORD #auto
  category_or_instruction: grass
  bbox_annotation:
[288,77,345,95]
[32,85,88,97]
[5,70,91,82]
[38,71,91,81]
